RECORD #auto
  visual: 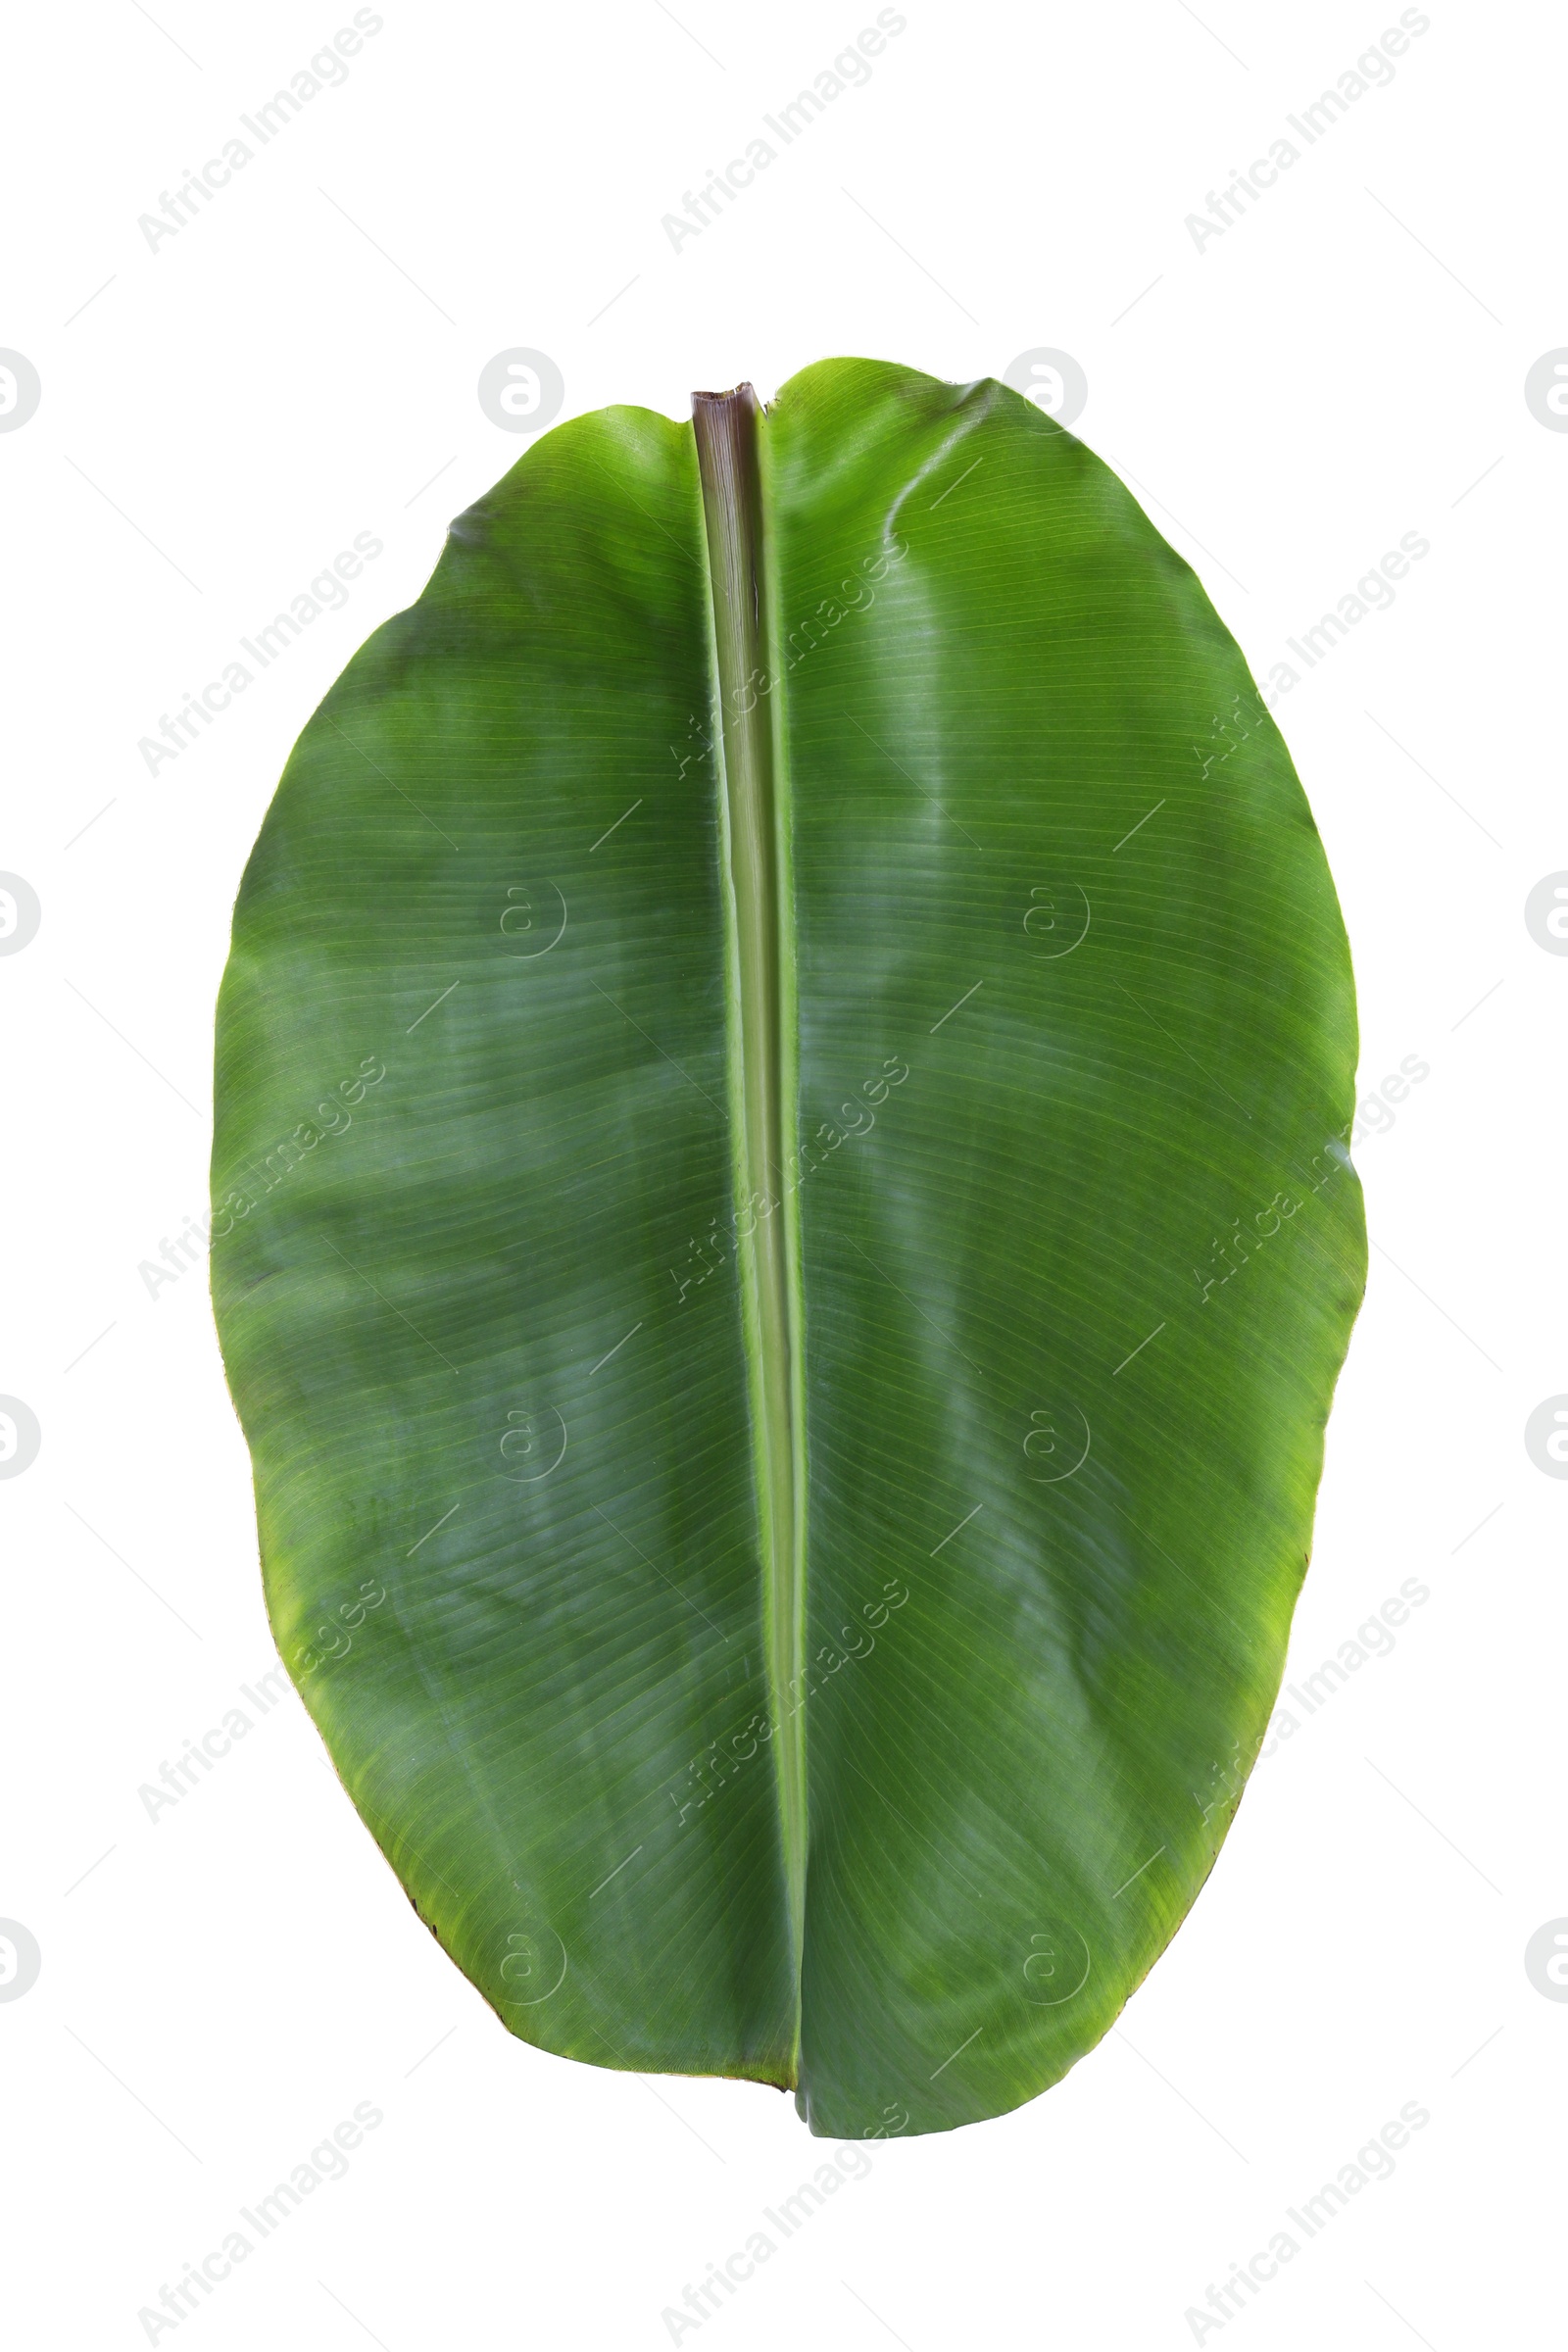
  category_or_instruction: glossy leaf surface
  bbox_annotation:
[212,358,1364,2136]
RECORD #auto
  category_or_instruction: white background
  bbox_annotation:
[3,0,1562,2344]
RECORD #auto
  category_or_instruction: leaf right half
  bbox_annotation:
[770,360,1364,2134]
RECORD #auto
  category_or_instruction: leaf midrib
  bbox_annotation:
[692,386,807,2055]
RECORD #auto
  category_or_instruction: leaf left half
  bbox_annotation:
[211,406,797,2084]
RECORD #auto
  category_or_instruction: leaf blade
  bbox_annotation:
[213,402,796,2083]
[212,360,1365,2136]
[768,360,1362,2131]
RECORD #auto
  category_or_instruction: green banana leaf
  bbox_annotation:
[212,356,1364,2138]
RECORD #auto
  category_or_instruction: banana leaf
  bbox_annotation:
[211,357,1364,2138]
